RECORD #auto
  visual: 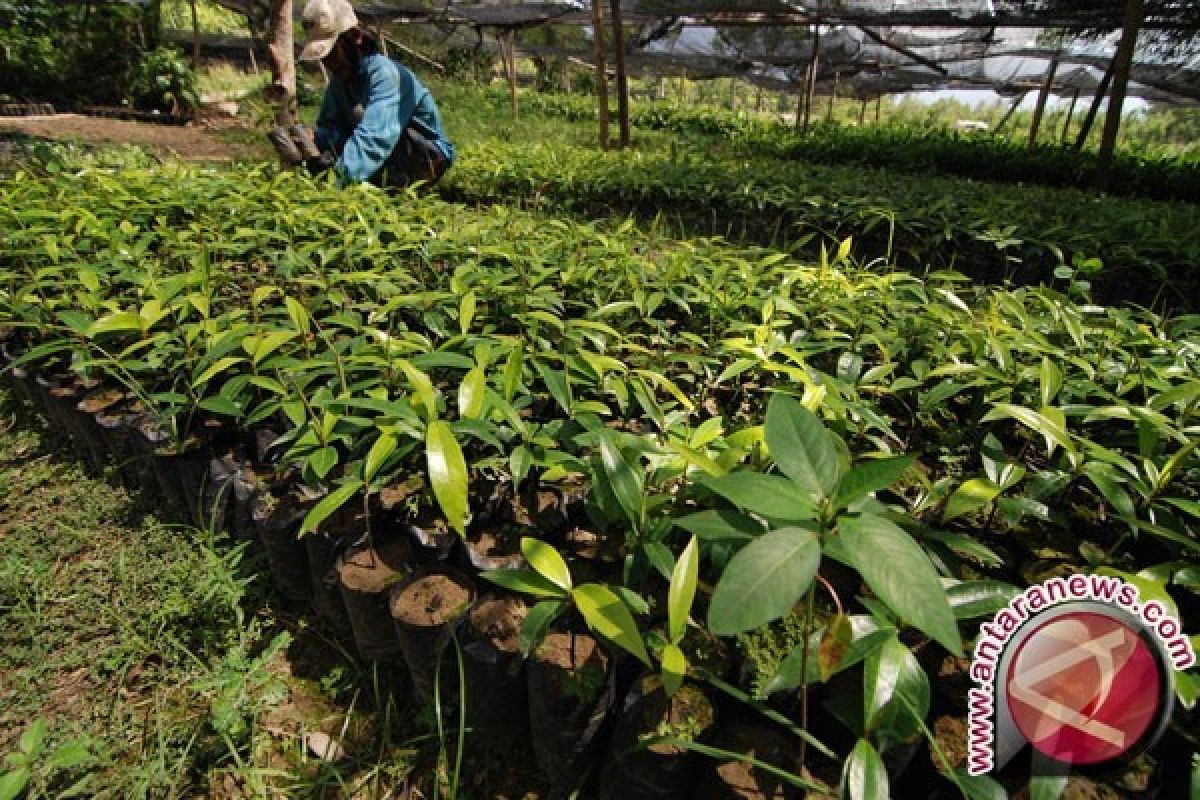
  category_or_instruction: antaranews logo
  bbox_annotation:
[966,573,1195,776]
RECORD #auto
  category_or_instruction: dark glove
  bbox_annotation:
[305,151,336,176]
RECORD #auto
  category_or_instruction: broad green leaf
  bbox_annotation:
[88,311,144,337]
[863,636,929,742]
[819,613,854,682]
[242,330,295,366]
[300,480,363,535]
[521,599,565,657]
[284,296,310,335]
[572,583,650,665]
[502,347,523,402]
[673,509,763,542]
[946,581,1021,620]
[19,718,46,755]
[0,769,30,800]
[44,741,92,771]
[951,770,1008,800]
[842,738,887,800]
[308,445,338,480]
[459,290,477,335]
[835,455,914,510]
[661,642,687,697]
[483,568,567,599]
[707,528,820,635]
[521,538,572,592]
[598,431,643,529]
[1082,462,1136,518]
[194,356,246,386]
[458,367,486,419]
[668,536,699,643]
[399,360,438,420]
[364,431,398,484]
[764,394,839,500]
[698,472,817,521]
[836,515,962,655]
[942,478,1002,522]
[666,440,727,477]
[1039,357,1062,407]
[766,620,894,694]
[1029,774,1066,800]
[197,396,241,418]
[982,403,1074,456]
[535,359,572,414]
[427,420,469,536]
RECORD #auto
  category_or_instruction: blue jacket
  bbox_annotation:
[314,53,455,185]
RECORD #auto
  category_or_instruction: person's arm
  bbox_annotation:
[314,83,347,154]
[336,57,412,184]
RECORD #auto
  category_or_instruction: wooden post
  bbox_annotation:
[265,0,296,126]
[1095,0,1144,187]
[505,30,518,120]
[859,96,867,125]
[1028,46,1060,148]
[755,85,763,112]
[794,85,805,131]
[1074,60,1115,151]
[827,69,839,121]
[609,0,630,148]
[591,0,610,149]
[189,0,200,69]
[875,93,882,122]
[377,22,388,57]
[803,23,821,132]
[1060,87,1080,143]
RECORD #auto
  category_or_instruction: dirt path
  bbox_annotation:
[0,113,263,161]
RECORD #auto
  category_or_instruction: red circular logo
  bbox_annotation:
[1005,611,1162,766]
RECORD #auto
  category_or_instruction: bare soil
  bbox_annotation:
[0,113,259,161]
[468,593,528,653]
[389,570,473,627]
[335,539,412,594]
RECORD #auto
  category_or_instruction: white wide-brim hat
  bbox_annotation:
[299,0,359,62]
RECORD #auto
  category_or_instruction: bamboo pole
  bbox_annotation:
[803,23,821,132]
[505,30,518,120]
[1095,0,1144,188]
[1073,61,1114,151]
[1028,46,1060,148]
[1060,87,1080,143]
[994,90,1026,136]
[591,0,610,149]
[827,69,839,122]
[609,0,630,148]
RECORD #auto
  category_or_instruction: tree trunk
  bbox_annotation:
[265,0,297,126]
[609,0,630,148]
[590,0,610,149]
[1095,0,1144,189]
[1075,59,1115,151]
[1028,47,1060,148]
[190,0,200,69]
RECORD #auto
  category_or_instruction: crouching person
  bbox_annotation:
[281,0,455,188]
